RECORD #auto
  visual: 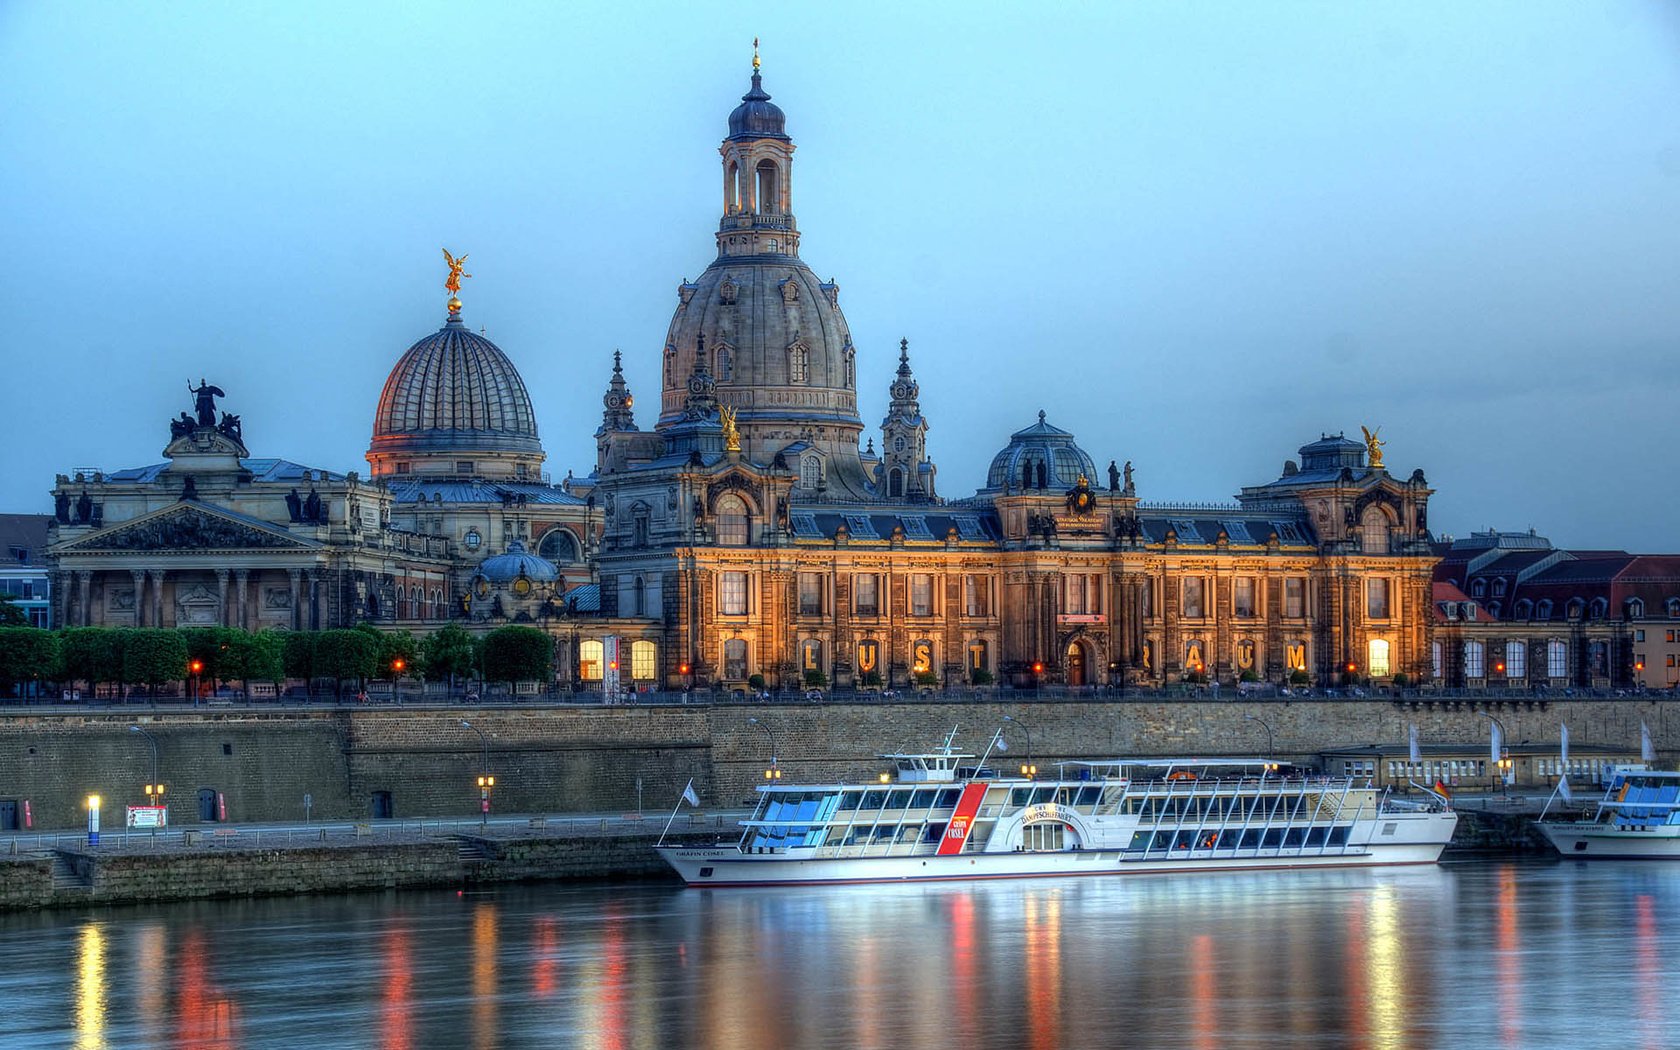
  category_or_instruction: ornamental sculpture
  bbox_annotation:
[719,405,742,452]
[1361,425,1385,470]
[442,247,472,306]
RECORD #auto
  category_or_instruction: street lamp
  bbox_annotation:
[1003,714,1036,779]
[189,658,204,706]
[460,720,492,825]
[129,725,164,803]
[747,717,780,779]
[1243,714,1276,766]
[86,794,101,847]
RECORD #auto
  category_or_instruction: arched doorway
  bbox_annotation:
[197,788,219,823]
[1066,641,1088,687]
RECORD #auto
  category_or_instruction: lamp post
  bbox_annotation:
[460,719,492,825]
[189,658,204,707]
[1003,714,1036,779]
[747,717,780,780]
[1243,714,1279,772]
[86,794,101,848]
[128,725,165,813]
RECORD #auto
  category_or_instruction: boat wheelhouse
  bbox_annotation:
[657,729,1457,886]
[1537,769,1680,859]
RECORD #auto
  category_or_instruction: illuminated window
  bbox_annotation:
[1367,639,1390,677]
[720,572,748,616]
[630,641,656,680]
[1506,640,1526,679]
[1234,578,1256,618]
[716,496,749,546]
[1432,641,1443,679]
[964,576,989,617]
[723,639,748,680]
[798,573,823,616]
[580,640,604,681]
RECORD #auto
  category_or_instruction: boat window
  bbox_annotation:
[1056,787,1078,806]
[1030,786,1056,806]
[1171,831,1195,851]
[921,822,946,843]
[1011,788,1033,808]
[1328,826,1350,846]
[910,790,939,809]
[1240,828,1263,849]
[895,825,922,842]
[872,825,898,842]
[1218,830,1241,849]
[842,826,870,846]
[1262,828,1286,848]
[837,791,862,812]
[861,790,888,810]
[1306,827,1329,848]
[936,789,961,808]
[1075,786,1101,808]
[1127,831,1153,853]
[1283,827,1307,848]
[887,790,913,810]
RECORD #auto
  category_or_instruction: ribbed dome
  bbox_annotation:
[985,411,1098,492]
[728,72,789,141]
[475,540,560,583]
[371,313,541,459]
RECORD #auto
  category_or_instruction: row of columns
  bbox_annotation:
[56,566,324,630]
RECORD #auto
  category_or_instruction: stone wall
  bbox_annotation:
[2,699,1673,830]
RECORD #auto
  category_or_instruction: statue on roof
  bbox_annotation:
[719,405,742,453]
[442,248,471,298]
[188,379,225,427]
[1361,425,1385,470]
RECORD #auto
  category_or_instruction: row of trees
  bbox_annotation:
[0,623,555,698]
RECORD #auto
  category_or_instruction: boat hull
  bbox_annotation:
[1536,821,1680,859]
[659,813,1457,887]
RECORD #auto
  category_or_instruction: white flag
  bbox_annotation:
[995,734,1009,753]
[1408,724,1421,765]
[1641,722,1656,763]
[1490,721,1503,766]
[1558,775,1573,803]
[681,779,700,807]
[1560,723,1570,765]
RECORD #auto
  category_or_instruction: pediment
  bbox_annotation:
[56,503,316,553]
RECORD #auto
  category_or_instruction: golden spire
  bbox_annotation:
[752,37,760,72]
[442,248,472,313]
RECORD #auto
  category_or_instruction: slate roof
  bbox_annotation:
[385,479,584,506]
[0,514,51,564]
[103,459,345,484]
[789,509,1000,544]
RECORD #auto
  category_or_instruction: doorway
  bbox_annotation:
[371,791,394,820]
[1066,641,1088,687]
[197,788,219,822]
[0,800,18,831]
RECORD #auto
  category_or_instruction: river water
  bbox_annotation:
[1,859,1675,1050]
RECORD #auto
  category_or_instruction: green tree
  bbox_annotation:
[375,627,418,680]
[0,627,59,697]
[481,625,550,686]
[420,623,479,685]
[315,629,380,696]
[282,631,317,682]
[183,626,244,685]
[123,629,190,697]
[222,629,285,695]
[59,627,125,695]
[0,594,26,626]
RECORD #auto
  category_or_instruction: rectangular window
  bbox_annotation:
[1634,629,1645,642]
[1547,640,1568,679]
[455,461,475,474]
[580,640,604,681]
[630,641,656,680]
[720,571,748,616]
[1285,578,1305,619]
[855,574,879,616]
[1367,578,1390,619]
[1066,575,1086,614]
[911,574,933,617]
[1183,578,1204,619]
[964,575,989,617]
[1506,640,1526,679]
[1463,641,1485,678]
[1234,577,1256,618]
[1141,579,1154,618]
[799,573,823,616]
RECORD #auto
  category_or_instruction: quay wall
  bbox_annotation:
[2,699,1675,830]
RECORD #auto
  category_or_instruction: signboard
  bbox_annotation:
[1057,614,1106,625]
[936,783,990,855]
[126,806,169,829]
[603,635,622,703]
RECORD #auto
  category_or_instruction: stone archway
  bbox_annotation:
[1066,639,1089,687]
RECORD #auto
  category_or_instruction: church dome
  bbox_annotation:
[985,411,1098,492]
[475,540,560,584]
[369,310,544,478]
[728,72,789,141]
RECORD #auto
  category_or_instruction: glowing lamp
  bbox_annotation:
[189,660,203,674]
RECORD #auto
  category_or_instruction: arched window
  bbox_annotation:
[843,348,855,387]
[715,346,733,382]
[1514,599,1533,619]
[538,528,579,564]
[580,640,605,681]
[889,469,904,498]
[1566,598,1585,620]
[788,344,808,384]
[1547,639,1568,679]
[726,160,740,212]
[1537,598,1553,619]
[800,456,820,490]
[1589,597,1608,620]
[433,589,445,619]
[1492,578,1507,597]
[755,160,779,214]
[396,587,408,619]
[1431,641,1443,679]
[1360,507,1390,554]
[1626,598,1645,620]
[632,575,646,617]
[1669,598,1680,619]
[1471,579,1486,598]
[630,640,656,680]
[716,495,749,546]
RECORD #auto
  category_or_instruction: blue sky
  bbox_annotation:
[3,2,1678,549]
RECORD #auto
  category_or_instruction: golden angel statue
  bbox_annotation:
[1361,425,1385,470]
[719,406,742,452]
[442,248,472,298]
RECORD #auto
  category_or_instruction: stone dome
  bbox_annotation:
[475,540,560,584]
[728,72,789,141]
[368,310,544,478]
[985,412,1099,492]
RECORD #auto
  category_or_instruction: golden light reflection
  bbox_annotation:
[176,928,239,1049]
[1025,891,1063,1050]
[1365,883,1404,1050]
[1495,867,1521,1048]
[578,902,629,1050]
[472,903,499,1050]
[75,922,106,1050]
[1189,932,1216,1050]
[947,892,980,1049]
[531,916,558,1000]
[1634,894,1664,1049]
[134,924,166,1043]
[380,923,413,1050]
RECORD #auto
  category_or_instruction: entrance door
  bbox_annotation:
[1066,642,1087,687]
[197,788,218,822]
[371,791,394,820]
[0,800,18,831]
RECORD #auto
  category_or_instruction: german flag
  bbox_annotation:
[1434,779,1452,800]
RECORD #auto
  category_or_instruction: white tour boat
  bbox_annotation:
[657,730,1457,886]
[1536,769,1680,859]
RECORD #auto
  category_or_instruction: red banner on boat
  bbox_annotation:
[937,782,989,855]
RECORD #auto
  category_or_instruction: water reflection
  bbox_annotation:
[6,861,1674,1049]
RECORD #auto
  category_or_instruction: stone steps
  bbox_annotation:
[49,853,92,892]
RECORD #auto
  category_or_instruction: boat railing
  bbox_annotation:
[1128,773,1373,861]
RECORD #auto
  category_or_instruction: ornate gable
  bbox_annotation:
[57,504,315,553]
